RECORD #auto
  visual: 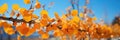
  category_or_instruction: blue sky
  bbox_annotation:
[0,0,120,24]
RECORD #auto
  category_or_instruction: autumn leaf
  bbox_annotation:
[23,11,32,22]
[71,16,80,23]
[41,32,49,39]
[61,14,67,19]
[12,4,20,10]
[35,1,41,9]
[0,3,8,14]
[71,10,78,16]
[53,29,63,37]
[3,22,15,35]
[16,22,30,36]
[40,10,49,18]
[38,29,44,34]
[79,12,83,17]
[32,14,39,19]
[23,15,32,22]
[25,28,36,37]
[92,16,97,21]
[24,0,30,4]
[4,27,15,35]
[54,12,60,19]
[33,23,40,29]
[19,8,27,16]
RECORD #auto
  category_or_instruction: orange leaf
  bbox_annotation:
[35,1,41,9]
[16,22,30,36]
[33,23,40,29]
[25,28,36,37]
[41,32,49,39]
[24,0,30,4]
[71,10,78,16]
[38,29,44,34]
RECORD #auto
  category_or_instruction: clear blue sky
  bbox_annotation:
[0,0,120,24]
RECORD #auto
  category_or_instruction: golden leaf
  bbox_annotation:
[23,15,32,22]
[40,10,48,18]
[41,32,49,39]
[24,0,30,4]
[72,16,80,23]
[92,16,97,21]
[79,12,83,17]
[0,3,8,14]
[54,12,60,19]
[53,29,62,37]
[19,8,27,16]
[12,4,20,10]
[4,27,15,35]
[3,22,15,35]
[32,14,39,19]
[61,14,67,19]
[71,10,78,16]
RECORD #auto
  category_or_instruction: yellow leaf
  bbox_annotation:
[62,23,68,29]
[3,22,15,35]
[32,14,39,19]
[53,29,62,37]
[20,9,32,22]
[42,32,49,39]
[61,14,66,19]
[71,10,78,16]
[12,4,20,10]
[24,0,30,4]
[40,10,48,16]
[23,15,32,22]
[4,27,15,35]
[72,16,80,23]
[54,12,59,19]
[0,3,8,14]
[93,16,97,21]
[79,13,83,17]
[40,10,49,18]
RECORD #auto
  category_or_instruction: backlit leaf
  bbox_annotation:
[12,4,20,10]
[0,3,8,14]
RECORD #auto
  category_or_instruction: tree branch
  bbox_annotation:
[0,16,35,23]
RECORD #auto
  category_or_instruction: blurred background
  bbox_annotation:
[0,0,120,40]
